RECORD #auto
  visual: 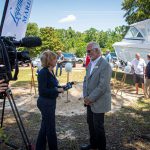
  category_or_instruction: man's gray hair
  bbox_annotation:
[89,42,101,53]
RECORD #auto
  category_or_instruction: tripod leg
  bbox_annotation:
[1,97,6,128]
[9,93,31,146]
[30,64,36,95]
[6,92,30,150]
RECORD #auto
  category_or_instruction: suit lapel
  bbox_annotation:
[89,57,103,78]
[87,63,91,79]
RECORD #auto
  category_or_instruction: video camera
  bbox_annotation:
[0,36,42,82]
[0,36,42,149]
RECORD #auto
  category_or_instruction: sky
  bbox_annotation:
[0,0,127,32]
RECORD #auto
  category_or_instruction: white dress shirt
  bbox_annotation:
[90,56,101,75]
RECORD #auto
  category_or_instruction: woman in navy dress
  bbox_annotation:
[36,50,64,150]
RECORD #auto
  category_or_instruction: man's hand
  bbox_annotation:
[0,79,8,92]
[84,97,93,106]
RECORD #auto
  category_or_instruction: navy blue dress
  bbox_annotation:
[36,67,59,150]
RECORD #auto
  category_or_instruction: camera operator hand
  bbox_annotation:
[0,79,8,92]
[57,87,64,93]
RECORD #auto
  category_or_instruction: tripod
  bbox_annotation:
[30,63,36,95]
[0,88,34,150]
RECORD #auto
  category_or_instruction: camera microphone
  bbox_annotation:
[14,37,42,47]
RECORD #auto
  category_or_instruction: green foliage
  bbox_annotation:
[0,128,8,143]
[84,28,98,43]
[40,27,64,53]
[23,23,41,57]
[26,23,40,37]
[25,22,126,57]
[75,41,86,57]
[122,0,150,24]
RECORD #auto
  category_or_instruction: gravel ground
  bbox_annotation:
[0,83,149,150]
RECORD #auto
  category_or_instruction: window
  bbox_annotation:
[124,27,144,39]
[63,53,75,58]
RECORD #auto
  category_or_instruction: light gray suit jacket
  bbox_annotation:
[83,57,112,113]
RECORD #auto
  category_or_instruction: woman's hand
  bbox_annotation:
[57,88,64,93]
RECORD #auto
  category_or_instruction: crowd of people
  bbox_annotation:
[0,42,150,150]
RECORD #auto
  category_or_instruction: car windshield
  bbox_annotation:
[63,53,74,58]
[110,52,116,57]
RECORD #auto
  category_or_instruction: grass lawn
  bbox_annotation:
[1,67,149,149]
[105,98,150,149]
[1,90,150,149]
[11,67,86,87]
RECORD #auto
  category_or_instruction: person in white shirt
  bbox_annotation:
[131,53,146,94]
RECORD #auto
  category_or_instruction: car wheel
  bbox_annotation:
[73,63,76,67]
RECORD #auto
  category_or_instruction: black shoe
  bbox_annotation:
[80,144,97,150]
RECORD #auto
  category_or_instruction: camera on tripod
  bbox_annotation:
[0,36,42,99]
[0,36,42,82]
[0,36,42,149]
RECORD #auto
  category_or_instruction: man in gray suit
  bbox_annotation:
[81,42,112,150]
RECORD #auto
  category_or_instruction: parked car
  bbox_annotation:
[75,57,84,64]
[62,53,76,67]
[110,52,117,63]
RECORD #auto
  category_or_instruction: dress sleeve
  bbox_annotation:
[38,70,58,97]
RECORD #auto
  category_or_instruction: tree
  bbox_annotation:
[97,31,108,48]
[56,27,77,53]
[40,27,64,52]
[122,0,150,24]
[84,28,98,43]
[24,23,40,57]
[74,32,86,57]
[26,23,39,37]
[24,22,127,57]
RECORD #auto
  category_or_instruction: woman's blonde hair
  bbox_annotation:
[40,49,57,67]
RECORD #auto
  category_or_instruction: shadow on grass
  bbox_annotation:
[1,97,149,150]
[11,81,38,87]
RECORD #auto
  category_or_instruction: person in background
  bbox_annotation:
[105,50,112,63]
[55,50,64,76]
[131,53,146,94]
[144,54,150,98]
[0,79,8,92]
[85,54,91,68]
[36,50,64,150]
[81,42,112,150]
